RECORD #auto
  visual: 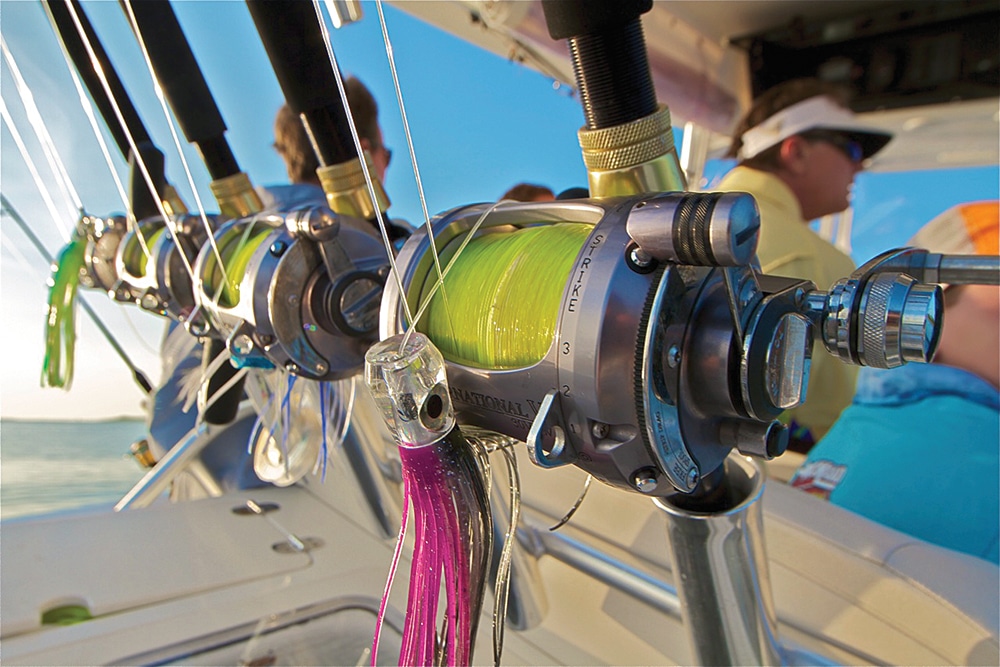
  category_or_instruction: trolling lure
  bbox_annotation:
[41,223,87,389]
[366,332,493,666]
[244,367,354,486]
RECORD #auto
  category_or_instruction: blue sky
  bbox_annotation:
[2,1,997,420]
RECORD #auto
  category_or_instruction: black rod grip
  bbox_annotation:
[541,0,657,130]
[245,0,359,167]
[123,0,239,180]
[129,142,166,220]
[541,0,652,41]
[569,19,658,129]
[43,0,153,159]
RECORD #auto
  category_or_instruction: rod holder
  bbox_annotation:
[655,454,783,666]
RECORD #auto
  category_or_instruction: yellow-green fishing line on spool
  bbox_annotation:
[135,226,166,277]
[42,235,87,389]
[120,226,166,279]
[211,226,271,308]
[417,223,591,369]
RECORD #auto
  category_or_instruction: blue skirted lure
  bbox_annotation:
[245,367,354,486]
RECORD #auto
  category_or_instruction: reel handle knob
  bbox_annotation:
[627,191,760,267]
[809,272,943,368]
[858,272,943,368]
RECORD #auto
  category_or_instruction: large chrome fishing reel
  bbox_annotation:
[76,212,216,323]
[380,194,944,497]
[191,204,390,380]
[115,214,217,320]
[77,214,139,302]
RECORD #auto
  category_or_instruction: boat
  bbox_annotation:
[2,1,998,665]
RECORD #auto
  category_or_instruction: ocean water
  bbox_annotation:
[0,419,149,520]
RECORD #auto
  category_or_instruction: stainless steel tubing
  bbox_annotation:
[530,519,683,619]
[878,252,1000,286]
[936,254,1000,285]
[115,407,249,511]
[655,454,783,666]
[115,402,259,509]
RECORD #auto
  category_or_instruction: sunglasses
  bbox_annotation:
[801,130,864,163]
[375,144,393,167]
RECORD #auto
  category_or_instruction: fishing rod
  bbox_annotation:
[1,194,154,395]
[27,0,207,393]
[43,0,242,423]
[43,0,203,322]
[134,0,392,386]
[119,0,273,425]
[120,0,262,220]
[369,2,1000,663]
[373,0,941,498]
[42,0,183,220]
[245,0,390,223]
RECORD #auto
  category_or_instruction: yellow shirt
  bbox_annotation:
[718,166,858,440]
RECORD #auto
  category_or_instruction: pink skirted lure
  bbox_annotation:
[366,332,492,666]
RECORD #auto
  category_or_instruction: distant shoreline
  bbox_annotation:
[0,416,145,425]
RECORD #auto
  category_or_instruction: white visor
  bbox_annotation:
[738,95,892,161]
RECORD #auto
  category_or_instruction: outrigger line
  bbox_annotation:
[1,194,153,395]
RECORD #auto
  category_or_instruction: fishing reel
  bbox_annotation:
[190,204,390,380]
[114,213,218,321]
[380,194,945,497]
[77,214,138,302]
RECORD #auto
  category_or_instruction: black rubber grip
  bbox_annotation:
[124,0,240,179]
[246,0,360,166]
[43,0,153,159]
[541,0,652,41]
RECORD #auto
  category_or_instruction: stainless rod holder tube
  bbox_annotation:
[655,454,783,666]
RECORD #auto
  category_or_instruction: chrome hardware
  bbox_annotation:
[626,191,760,267]
[193,205,389,380]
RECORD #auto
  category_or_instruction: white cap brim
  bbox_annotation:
[739,95,893,161]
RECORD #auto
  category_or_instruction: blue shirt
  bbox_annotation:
[791,363,1000,563]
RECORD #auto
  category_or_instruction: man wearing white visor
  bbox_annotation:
[719,78,893,453]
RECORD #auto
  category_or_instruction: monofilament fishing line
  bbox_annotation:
[418,222,591,369]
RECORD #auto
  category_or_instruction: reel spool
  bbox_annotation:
[381,195,944,497]
[115,214,216,321]
[191,204,390,381]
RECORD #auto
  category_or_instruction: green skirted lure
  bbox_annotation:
[41,233,87,389]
